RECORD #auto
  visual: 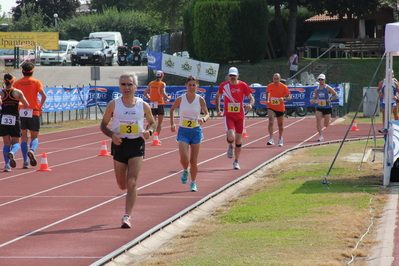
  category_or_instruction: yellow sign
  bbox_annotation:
[0,32,59,50]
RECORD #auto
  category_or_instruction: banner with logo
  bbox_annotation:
[146,50,162,71]
[147,51,219,83]
[161,54,219,83]
[41,84,343,113]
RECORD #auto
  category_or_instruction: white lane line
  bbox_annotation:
[0,118,313,248]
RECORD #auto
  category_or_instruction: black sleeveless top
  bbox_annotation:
[1,88,20,116]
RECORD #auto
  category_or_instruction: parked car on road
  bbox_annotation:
[89,32,123,65]
[40,40,78,66]
[71,38,113,66]
[0,48,36,67]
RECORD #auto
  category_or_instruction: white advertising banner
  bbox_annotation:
[161,53,219,83]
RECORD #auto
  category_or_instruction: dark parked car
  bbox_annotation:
[71,38,113,66]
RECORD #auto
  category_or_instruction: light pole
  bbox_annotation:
[53,13,58,28]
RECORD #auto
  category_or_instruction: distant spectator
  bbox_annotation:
[287,50,298,78]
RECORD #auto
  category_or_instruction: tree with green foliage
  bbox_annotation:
[13,0,80,27]
[145,0,189,32]
[89,0,146,13]
[56,7,166,48]
[186,0,268,64]
[10,3,50,32]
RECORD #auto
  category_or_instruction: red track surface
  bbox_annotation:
[0,117,377,266]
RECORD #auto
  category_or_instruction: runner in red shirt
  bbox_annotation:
[266,73,291,147]
[215,67,254,170]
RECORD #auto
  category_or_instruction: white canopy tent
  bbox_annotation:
[383,22,399,186]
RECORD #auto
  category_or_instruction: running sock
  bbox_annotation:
[3,145,10,165]
[30,139,39,152]
[21,142,28,162]
[10,143,20,155]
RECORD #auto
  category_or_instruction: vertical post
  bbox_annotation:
[383,52,394,186]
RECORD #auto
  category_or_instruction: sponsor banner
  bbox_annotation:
[41,84,343,112]
[147,51,220,83]
[161,53,219,83]
[43,87,89,112]
[146,49,162,71]
[0,32,59,49]
[391,120,399,162]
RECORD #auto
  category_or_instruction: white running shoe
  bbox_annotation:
[267,138,274,145]
[3,165,11,172]
[317,135,324,142]
[278,137,283,147]
[121,215,131,228]
[233,161,240,170]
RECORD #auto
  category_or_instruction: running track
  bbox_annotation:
[0,117,376,266]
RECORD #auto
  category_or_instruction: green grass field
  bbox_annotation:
[136,139,387,266]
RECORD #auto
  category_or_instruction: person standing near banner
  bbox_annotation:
[310,74,338,141]
[169,75,209,192]
[14,62,47,169]
[287,50,298,78]
[144,71,171,142]
[215,67,254,170]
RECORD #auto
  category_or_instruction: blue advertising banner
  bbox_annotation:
[147,50,163,71]
[41,84,343,113]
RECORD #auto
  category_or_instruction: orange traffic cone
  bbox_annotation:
[36,153,52,171]
[151,132,162,146]
[242,126,249,138]
[350,120,360,131]
[98,140,111,156]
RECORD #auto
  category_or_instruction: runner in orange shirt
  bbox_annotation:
[144,71,171,142]
[14,62,47,169]
[266,73,291,147]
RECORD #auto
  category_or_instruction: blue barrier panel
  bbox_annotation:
[42,84,343,113]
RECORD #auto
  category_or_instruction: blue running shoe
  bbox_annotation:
[190,181,197,192]
[181,169,189,184]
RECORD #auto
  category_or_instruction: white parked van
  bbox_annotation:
[39,40,79,66]
[88,32,123,63]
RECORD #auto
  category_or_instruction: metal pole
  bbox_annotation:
[383,52,393,186]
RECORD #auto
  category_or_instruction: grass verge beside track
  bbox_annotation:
[135,140,387,266]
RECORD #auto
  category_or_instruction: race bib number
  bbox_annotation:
[19,108,33,118]
[318,100,327,106]
[1,115,16,125]
[227,103,240,113]
[150,102,158,109]
[271,97,280,105]
[181,116,198,128]
[119,124,139,134]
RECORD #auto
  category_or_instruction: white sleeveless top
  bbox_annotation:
[179,93,201,128]
[112,97,144,139]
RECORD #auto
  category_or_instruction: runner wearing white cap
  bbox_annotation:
[215,67,255,170]
[310,74,338,141]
